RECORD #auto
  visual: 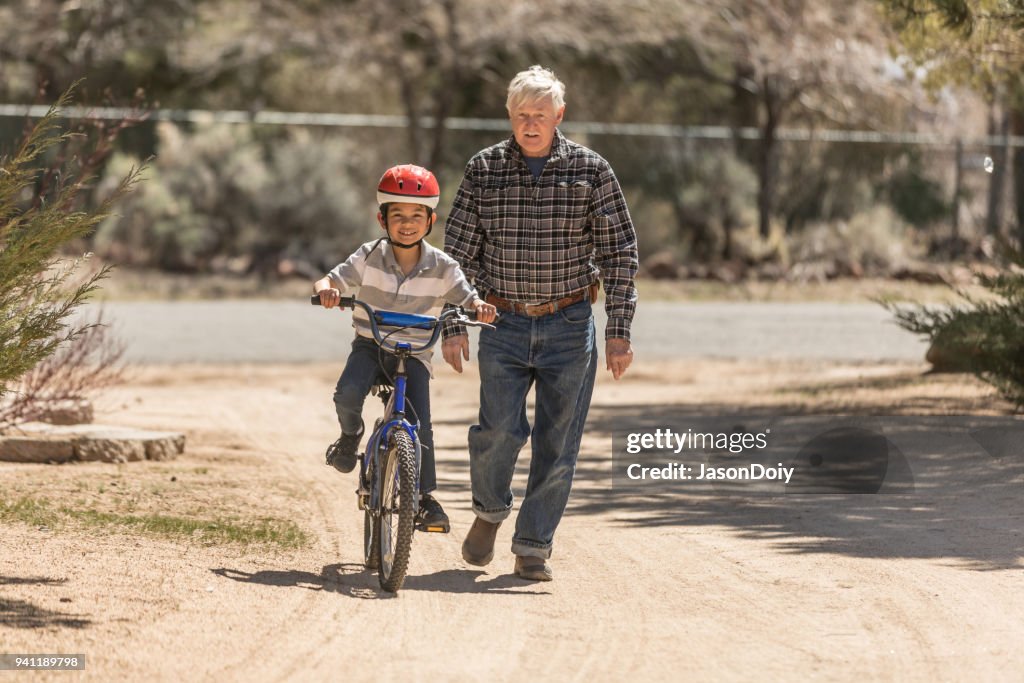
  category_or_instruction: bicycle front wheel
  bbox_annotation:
[377,429,417,593]
[363,509,380,570]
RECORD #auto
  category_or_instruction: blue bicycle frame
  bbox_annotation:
[310,295,494,517]
[362,340,423,514]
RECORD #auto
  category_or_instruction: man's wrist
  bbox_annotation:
[605,320,632,342]
[442,322,468,340]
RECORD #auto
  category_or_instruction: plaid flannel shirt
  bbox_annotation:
[443,129,638,341]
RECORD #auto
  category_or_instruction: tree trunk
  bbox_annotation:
[722,201,735,261]
[757,95,779,239]
[986,104,1009,236]
[394,63,423,163]
[426,0,460,171]
[953,139,963,241]
[1012,106,1024,246]
[731,62,760,167]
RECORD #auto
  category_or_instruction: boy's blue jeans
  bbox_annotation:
[468,298,598,559]
[333,337,436,494]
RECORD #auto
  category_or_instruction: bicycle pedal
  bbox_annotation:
[415,521,450,534]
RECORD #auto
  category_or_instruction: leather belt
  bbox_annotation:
[485,288,589,317]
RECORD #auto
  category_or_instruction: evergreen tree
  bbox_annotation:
[0,90,139,403]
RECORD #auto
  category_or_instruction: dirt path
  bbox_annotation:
[1,360,1021,681]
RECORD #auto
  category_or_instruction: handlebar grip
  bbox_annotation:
[462,308,499,322]
[310,294,355,308]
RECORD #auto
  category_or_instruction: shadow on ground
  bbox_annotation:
[431,401,1024,572]
[212,565,547,598]
[0,577,91,628]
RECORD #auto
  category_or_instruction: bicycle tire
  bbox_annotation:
[363,509,380,570]
[377,429,416,593]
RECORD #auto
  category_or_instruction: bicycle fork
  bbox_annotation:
[358,421,421,512]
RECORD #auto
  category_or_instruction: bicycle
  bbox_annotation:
[310,294,494,593]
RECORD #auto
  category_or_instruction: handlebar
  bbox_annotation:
[310,294,495,354]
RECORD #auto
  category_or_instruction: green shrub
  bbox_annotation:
[94,123,374,274]
[789,205,920,275]
[886,157,950,227]
[884,249,1024,409]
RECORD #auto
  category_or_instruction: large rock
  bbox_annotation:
[892,264,948,285]
[0,435,76,463]
[641,252,682,280]
[33,399,94,425]
[0,424,185,464]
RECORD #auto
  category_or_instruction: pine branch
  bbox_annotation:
[0,84,144,416]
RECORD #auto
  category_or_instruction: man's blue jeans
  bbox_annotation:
[469,298,598,559]
[334,337,436,494]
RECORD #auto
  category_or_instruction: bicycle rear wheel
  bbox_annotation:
[363,509,380,569]
[377,429,417,593]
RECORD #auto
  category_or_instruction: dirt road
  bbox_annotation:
[1,360,1021,681]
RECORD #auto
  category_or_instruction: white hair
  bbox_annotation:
[506,65,566,114]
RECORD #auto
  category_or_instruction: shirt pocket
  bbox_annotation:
[545,179,591,243]
[478,183,529,245]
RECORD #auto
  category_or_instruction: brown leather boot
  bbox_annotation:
[461,518,501,566]
[514,555,553,582]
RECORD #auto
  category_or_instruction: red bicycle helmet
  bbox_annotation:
[376,164,440,209]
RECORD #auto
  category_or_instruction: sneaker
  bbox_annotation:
[325,425,363,473]
[415,494,450,533]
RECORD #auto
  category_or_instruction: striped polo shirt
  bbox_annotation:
[327,238,478,371]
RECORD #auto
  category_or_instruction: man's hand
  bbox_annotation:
[472,298,498,323]
[443,334,470,373]
[606,338,633,380]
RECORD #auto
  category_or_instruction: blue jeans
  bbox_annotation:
[469,298,598,559]
[333,337,436,494]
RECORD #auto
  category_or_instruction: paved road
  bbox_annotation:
[83,300,929,364]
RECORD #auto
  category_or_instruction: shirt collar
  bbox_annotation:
[381,238,440,275]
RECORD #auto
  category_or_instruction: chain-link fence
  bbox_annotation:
[2,105,1020,276]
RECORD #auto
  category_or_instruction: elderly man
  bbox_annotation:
[442,65,638,581]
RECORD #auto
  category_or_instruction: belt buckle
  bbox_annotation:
[523,302,549,317]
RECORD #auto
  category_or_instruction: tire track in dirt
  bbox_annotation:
[204,375,456,682]
[201,385,357,681]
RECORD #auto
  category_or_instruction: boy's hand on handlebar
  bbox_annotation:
[442,334,470,373]
[472,298,497,324]
[317,288,341,309]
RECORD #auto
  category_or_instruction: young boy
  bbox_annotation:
[314,164,497,532]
